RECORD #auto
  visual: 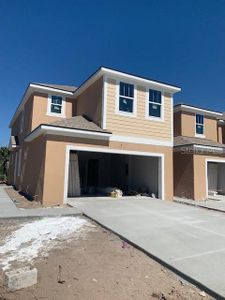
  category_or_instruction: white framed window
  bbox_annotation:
[47,95,65,117]
[146,89,164,121]
[195,114,204,136]
[116,81,137,117]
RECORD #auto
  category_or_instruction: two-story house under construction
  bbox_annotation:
[8,67,181,206]
[174,104,225,201]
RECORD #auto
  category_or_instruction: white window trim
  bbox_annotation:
[145,88,164,122]
[47,94,65,117]
[195,113,205,138]
[115,80,137,117]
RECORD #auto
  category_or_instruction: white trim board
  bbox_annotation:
[63,145,165,203]
[101,75,107,129]
[109,134,172,146]
[25,125,111,142]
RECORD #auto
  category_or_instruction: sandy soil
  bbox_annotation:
[0,218,212,300]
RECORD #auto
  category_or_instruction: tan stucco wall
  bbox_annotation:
[174,152,194,199]
[31,93,74,131]
[174,111,181,136]
[75,77,103,127]
[8,136,46,201]
[179,111,219,142]
[106,78,172,141]
[174,152,225,201]
[39,135,173,206]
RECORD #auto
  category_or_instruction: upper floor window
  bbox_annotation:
[148,89,162,118]
[119,82,134,114]
[47,95,65,117]
[51,96,63,114]
[196,114,204,135]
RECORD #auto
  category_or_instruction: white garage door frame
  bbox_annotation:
[205,158,225,198]
[64,145,164,203]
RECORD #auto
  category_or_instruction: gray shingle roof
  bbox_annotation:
[49,115,111,134]
[33,83,77,92]
[174,135,225,148]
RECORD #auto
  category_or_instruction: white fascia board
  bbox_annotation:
[174,105,222,118]
[9,84,74,128]
[29,84,74,96]
[194,145,225,152]
[101,67,181,94]
[25,125,111,142]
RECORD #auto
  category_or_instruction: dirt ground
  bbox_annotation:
[0,218,212,300]
[5,187,41,209]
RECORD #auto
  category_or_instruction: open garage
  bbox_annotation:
[66,148,163,200]
[207,160,225,198]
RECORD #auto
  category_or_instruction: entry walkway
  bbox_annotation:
[0,185,80,218]
[68,197,225,299]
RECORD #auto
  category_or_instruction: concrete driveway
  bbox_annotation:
[68,197,225,299]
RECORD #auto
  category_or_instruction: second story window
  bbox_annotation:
[47,95,65,117]
[148,89,162,118]
[51,95,63,114]
[196,114,204,135]
[119,82,134,114]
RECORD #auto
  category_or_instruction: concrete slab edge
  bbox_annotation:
[0,212,82,220]
[173,199,225,214]
[82,212,224,300]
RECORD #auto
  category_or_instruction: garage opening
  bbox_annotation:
[67,150,162,199]
[207,162,225,198]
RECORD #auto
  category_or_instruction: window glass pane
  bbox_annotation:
[120,82,134,98]
[196,114,204,124]
[149,103,161,117]
[119,97,133,113]
[149,89,161,103]
[196,124,204,134]
[52,95,62,105]
[51,104,62,113]
[119,82,125,96]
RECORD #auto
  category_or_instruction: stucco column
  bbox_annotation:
[193,155,207,201]
[42,140,67,206]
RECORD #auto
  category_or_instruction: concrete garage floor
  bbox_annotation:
[68,197,225,299]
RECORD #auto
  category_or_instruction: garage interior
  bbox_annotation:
[67,150,161,199]
[207,162,225,198]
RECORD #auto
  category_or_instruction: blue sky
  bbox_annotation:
[1,0,225,145]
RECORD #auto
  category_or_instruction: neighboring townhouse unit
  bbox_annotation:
[8,67,180,206]
[174,104,225,201]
